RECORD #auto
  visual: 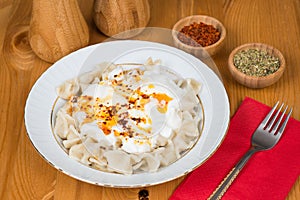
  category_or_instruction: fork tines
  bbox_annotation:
[262,102,293,135]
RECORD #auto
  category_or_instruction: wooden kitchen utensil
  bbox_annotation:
[29,0,89,63]
[93,0,150,39]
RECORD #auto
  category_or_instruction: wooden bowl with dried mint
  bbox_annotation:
[228,43,286,88]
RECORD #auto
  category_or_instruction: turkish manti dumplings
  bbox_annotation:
[54,58,203,174]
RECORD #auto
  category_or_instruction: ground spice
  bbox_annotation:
[233,49,280,77]
[177,22,221,47]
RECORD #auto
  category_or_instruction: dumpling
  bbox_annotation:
[103,150,133,174]
[56,62,112,99]
[180,111,199,138]
[173,134,191,158]
[179,92,199,111]
[56,79,80,100]
[166,108,182,131]
[139,152,161,172]
[144,57,161,66]
[178,78,201,111]
[186,78,201,94]
[66,125,80,140]
[89,157,107,169]
[101,63,118,81]
[63,137,81,149]
[155,133,170,147]
[81,123,104,143]
[69,143,91,165]
[77,63,109,91]
[158,142,177,166]
[54,110,75,139]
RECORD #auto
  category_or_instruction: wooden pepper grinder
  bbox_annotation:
[93,0,150,39]
[29,0,89,63]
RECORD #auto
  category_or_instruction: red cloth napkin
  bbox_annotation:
[170,97,300,200]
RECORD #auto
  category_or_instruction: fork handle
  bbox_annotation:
[208,148,259,200]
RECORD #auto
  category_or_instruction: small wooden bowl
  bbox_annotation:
[172,15,226,58]
[228,43,286,88]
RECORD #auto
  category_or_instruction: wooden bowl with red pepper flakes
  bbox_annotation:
[172,15,226,58]
[228,43,286,88]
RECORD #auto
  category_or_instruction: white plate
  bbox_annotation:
[24,40,229,187]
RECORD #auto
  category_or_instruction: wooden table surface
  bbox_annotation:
[1,0,299,199]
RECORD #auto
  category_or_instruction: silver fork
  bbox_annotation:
[208,102,293,200]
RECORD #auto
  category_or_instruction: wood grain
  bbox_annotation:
[93,0,150,38]
[0,0,299,199]
[29,0,89,63]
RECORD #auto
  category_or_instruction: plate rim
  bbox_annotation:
[24,40,230,188]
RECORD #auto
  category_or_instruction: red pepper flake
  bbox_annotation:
[177,22,221,47]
